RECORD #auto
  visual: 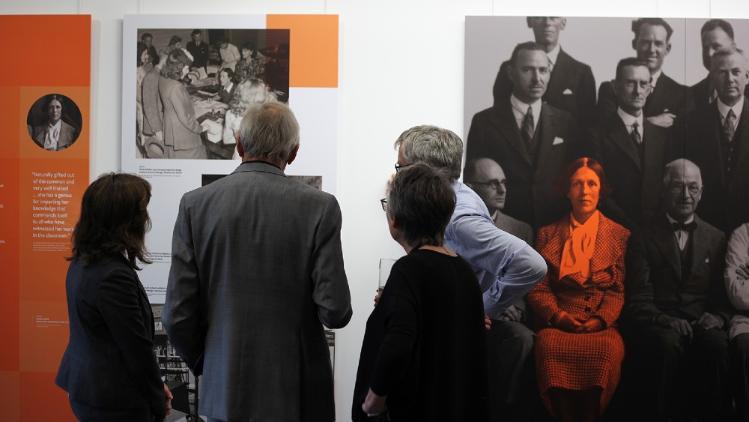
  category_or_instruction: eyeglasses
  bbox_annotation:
[394,162,413,173]
[467,179,506,191]
[380,198,388,212]
[667,183,702,196]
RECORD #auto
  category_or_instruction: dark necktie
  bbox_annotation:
[723,109,737,143]
[521,106,535,146]
[631,121,641,145]
[671,221,697,232]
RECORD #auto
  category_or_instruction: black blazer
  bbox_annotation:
[493,48,596,129]
[592,114,670,227]
[56,255,165,419]
[218,83,237,104]
[624,215,729,326]
[598,72,690,121]
[465,101,580,228]
[689,76,749,111]
[672,99,749,232]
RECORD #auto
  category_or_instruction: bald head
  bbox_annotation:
[465,158,507,213]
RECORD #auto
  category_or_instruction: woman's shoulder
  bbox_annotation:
[599,213,630,241]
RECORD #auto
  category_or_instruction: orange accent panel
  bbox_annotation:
[0,15,90,87]
[267,14,338,88]
[0,87,20,159]
[20,372,75,421]
[19,302,70,372]
[0,372,21,422]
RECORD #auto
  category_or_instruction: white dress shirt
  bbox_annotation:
[666,213,695,251]
[510,95,542,133]
[617,107,644,142]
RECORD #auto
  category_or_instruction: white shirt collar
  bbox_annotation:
[546,44,561,68]
[510,94,542,132]
[716,96,744,122]
[617,107,644,133]
[225,82,234,92]
[650,70,662,88]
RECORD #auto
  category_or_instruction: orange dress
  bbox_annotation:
[527,212,630,413]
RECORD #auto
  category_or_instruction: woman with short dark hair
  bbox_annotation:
[353,163,487,421]
[56,173,171,422]
[527,157,630,422]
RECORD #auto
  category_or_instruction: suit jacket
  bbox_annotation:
[493,48,596,129]
[527,212,630,328]
[56,255,165,418]
[624,215,730,326]
[218,82,237,104]
[163,161,353,421]
[32,120,77,150]
[465,101,580,228]
[592,114,670,227]
[672,98,749,232]
[142,67,163,136]
[158,76,203,150]
[689,76,749,111]
[598,72,690,121]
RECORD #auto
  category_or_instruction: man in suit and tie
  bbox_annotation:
[624,159,731,421]
[163,102,352,422]
[593,58,670,228]
[466,41,579,229]
[598,18,689,128]
[492,17,596,130]
[690,19,736,110]
[674,46,749,233]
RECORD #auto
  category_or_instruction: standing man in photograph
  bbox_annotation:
[219,39,241,72]
[690,19,736,109]
[186,29,209,76]
[592,58,670,228]
[674,46,749,233]
[163,102,352,422]
[141,32,159,67]
[467,41,580,229]
[493,16,596,131]
[598,18,690,128]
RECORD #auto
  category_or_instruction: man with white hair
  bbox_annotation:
[394,125,547,422]
[163,102,352,422]
[674,46,749,233]
[624,159,731,420]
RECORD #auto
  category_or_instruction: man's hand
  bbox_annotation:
[497,305,523,322]
[659,314,693,340]
[362,388,387,417]
[696,312,723,331]
[579,317,605,333]
[737,263,749,280]
[553,311,583,332]
[484,315,492,331]
[647,112,676,128]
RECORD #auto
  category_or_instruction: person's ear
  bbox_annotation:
[666,41,672,54]
[286,144,300,165]
[235,138,244,158]
[559,18,567,30]
[631,38,637,51]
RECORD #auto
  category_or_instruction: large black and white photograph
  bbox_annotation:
[465,16,749,421]
[135,27,289,159]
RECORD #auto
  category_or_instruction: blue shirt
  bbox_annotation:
[445,181,547,318]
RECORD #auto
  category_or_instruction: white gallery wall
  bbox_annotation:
[3,0,749,420]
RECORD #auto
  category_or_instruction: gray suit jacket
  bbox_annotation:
[163,161,352,421]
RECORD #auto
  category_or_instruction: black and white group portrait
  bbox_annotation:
[464,16,749,421]
[135,28,290,159]
[26,93,82,151]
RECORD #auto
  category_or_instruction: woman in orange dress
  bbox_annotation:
[527,157,630,422]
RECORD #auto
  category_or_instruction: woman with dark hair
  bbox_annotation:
[159,49,207,158]
[31,94,78,151]
[527,157,630,422]
[352,163,487,421]
[56,173,172,421]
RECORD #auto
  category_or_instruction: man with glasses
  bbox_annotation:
[394,124,547,422]
[623,159,731,420]
[467,41,580,229]
[674,46,749,233]
[492,17,596,131]
[463,157,537,421]
[592,58,670,228]
[598,18,689,128]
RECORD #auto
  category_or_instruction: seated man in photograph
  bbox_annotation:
[464,156,536,421]
[217,68,236,104]
[624,159,731,421]
[466,41,580,229]
[724,222,749,421]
